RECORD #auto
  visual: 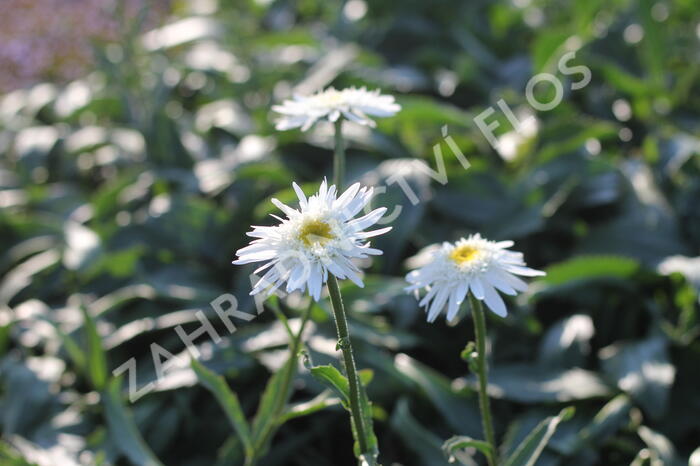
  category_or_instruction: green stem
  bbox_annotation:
[274,302,313,414]
[333,118,345,190]
[470,294,497,466]
[327,275,369,454]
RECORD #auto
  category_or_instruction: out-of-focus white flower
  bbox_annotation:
[405,234,545,322]
[272,86,400,131]
[233,179,391,300]
[658,255,700,298]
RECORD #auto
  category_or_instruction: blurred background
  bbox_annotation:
[1,0,699,465]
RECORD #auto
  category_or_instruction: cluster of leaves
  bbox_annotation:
[1,0,699,464]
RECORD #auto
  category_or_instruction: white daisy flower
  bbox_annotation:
[233,179,391,300]
[405,234,545,322]
[272,86,401,131]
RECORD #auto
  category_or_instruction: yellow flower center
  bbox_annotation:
[299,219,334,246]
[450,245,479,264]
[319,90,344,106]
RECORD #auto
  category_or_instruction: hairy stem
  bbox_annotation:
[327,275,369,454]
[470,294,497,466]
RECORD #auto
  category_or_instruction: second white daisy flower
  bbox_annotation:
[272,86,401,131]
[234,179,391,300]
[405,234,545,322]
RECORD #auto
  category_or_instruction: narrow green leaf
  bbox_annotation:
[443,435,493,462]
[250,363,288,454]
[541,255,639,286]
[102,378,164,466]
[575,395,631,449]
[81,307,107,390]
[356,370,379,459]
[358,368,374,386]
[191,358,254,458]
[310,364,379,462]
[250,304,311,457]
[0,323,11,358]
[309,364,350,405]
[51,321,87,374]
[503,407,575,466]
[280,390,341,422]
[395,354,481,437]
[390,398,446,466]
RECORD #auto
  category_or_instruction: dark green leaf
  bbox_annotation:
[503,407,575,466]
[190,358,254,458]
[102,378,164,466]
[81,307,107,390]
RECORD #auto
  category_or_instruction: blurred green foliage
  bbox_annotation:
[1,0,699,465]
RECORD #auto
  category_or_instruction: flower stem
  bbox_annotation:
[327,275,369,455]
[333,119,346,190]
[470,294,497,466]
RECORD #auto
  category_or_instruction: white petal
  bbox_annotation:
[334,182,361,210]
[347,207,386,231]
[308,262,324,301]
[482,284,507,317]
[504,264,546,277]
[470,277,485,299]
[271,198,298,218]
[446,288,463,321]
[354,226,392,239]
[427,286,450,322]
[292,182,308,208]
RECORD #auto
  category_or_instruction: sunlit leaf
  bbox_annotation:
[503,407,575,466]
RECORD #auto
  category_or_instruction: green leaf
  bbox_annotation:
[102,378,164,466]
[360,159,429,268]
[503,407,575,466]
[81,307,107,390]
[309,365,350,405]
[0,440,39,466]
[0,321,11,358]
[531,29,570,73]
[395,354,481,437]
[442,435,494,463]
[191,358,254,458]
[50,320,86,374]
[541,255,640,287]
[280,390,342,422]
[575,199,691,266]
[309,364,379,462]
[599,337,675,419]
[570,395,632,454]
[356,369,379,461]
[250,363,288,454]
[390,398,447,466]
[358,368,374,386]
[461,365,610,403]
